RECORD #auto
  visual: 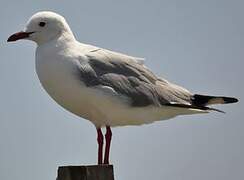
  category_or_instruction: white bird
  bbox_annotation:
[8,11,238,165]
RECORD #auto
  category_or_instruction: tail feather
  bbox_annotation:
[167,103,226,113]
[192,94,238,106]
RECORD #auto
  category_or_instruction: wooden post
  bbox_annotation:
[56,165,114,180]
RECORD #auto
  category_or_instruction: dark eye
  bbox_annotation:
[39,22,46,27]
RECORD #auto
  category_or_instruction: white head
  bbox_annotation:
[8,11,75,45]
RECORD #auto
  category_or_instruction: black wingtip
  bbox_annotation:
[193,94,238,106]
[222,97,238,104]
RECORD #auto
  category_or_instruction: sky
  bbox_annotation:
[0,0,243,180]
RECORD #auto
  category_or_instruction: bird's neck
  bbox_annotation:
[36,31,77,50]
[60,25,76,42]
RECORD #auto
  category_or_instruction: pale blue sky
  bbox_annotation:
[0,0,243,180]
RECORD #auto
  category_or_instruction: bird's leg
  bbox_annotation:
[96,128,104,165]
[104,126,112,164]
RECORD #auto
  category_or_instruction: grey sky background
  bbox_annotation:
[0,0,243,180]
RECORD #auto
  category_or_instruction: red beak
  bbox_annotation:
[7,31,34,42]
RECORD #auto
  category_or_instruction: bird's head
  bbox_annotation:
[7,11,75,45]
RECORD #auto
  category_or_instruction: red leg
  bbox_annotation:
[104,126,112,164]
[96,128,104,165]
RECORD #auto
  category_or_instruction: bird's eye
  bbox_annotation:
[39,22,46,27]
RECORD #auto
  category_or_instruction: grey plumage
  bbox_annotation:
[78,48,193,107]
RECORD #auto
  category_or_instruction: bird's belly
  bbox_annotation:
[36,56,95,120]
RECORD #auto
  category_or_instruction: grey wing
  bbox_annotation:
[79,48,194,107]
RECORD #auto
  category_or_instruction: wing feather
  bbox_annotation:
[78,48,193,107]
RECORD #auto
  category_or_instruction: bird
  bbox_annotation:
[7,11,238,165]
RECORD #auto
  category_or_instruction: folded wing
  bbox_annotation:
[77,49,194,107]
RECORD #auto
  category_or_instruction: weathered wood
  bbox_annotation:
[56,165,114,180]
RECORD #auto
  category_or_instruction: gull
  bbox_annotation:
[7,11,238,165]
